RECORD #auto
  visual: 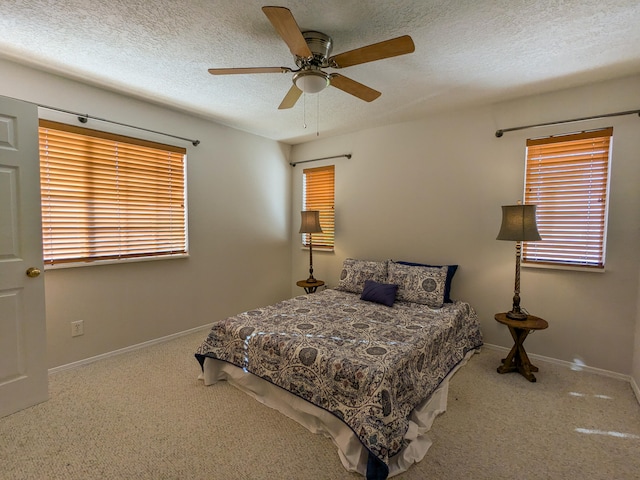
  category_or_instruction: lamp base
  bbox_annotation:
[506,310,528,321]
[305,276,318,283]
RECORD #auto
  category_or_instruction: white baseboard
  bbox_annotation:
[48,323,213,375]
[482,343,631,382]
[47,332,640,408]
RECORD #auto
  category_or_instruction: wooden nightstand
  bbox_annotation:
[495,313,548,382]
[296,279,324,294]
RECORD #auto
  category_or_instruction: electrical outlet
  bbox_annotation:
[71,320,84,337]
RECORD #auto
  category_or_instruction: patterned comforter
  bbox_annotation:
[195,288,483,475]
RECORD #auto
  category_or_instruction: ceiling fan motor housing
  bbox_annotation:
[299,31,333,67]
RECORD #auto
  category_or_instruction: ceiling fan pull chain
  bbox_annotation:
[303,93,307,129]
[316,94,320,136]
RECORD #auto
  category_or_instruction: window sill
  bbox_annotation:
[522,262,604,273]
[301,246,334,253]
[44,253,189,270]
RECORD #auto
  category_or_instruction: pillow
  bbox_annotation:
[395,261,458,303]
[335,258,388,294]
[387,261,448,308]
[360,280,398,307]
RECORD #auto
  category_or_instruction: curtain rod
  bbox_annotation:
[38,104,200,146]
[290,153,351,167]
[495,108,640,138]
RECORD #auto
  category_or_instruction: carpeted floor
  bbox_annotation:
[1,329,639,480]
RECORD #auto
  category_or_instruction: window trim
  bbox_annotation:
[38,120,188,267]
[302,165,335,250]
[522,127,612,270]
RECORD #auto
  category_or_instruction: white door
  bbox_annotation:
[0,95,48,417]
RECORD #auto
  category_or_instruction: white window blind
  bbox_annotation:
[39,120,187,265]
[523,128,612,269]
[302,165,335,249]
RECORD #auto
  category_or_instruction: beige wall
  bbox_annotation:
[634,265,640,395]
[0,59,292,368]
[3,56,639,377]
[290,75,640,376]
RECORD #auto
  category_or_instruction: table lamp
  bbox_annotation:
[496,203,541,320]
[299,210,323,283]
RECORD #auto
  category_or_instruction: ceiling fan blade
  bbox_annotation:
[330,74,381,102]
[329,35,415,68]
[262,6,312,59]
[278,85,303,109]
[208,67,292,75]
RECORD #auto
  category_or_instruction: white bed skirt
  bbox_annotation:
[200,349,477,478]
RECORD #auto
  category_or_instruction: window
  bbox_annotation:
[38,120,187,265]
[523,128,612,269]
[302,165,335,249]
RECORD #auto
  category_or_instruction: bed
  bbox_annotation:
[195,259,483,479]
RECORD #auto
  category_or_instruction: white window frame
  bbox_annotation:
[522,128,612,271]
[38,119,189,268]
[302,165,335,251]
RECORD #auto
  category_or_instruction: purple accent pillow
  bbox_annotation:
[360,280,398,307]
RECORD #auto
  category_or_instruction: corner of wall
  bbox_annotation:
[632,264,640,406]
[632,376,640,406]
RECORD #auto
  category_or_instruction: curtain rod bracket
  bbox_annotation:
[495,108,640,138]
[290,153,351,167]
[78,115,88,124]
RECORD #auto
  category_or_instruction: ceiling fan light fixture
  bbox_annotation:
[293,70,330,94]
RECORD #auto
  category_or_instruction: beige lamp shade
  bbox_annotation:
[496,204,541,242]
[299,210,323,234]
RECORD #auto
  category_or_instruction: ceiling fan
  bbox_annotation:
[208,6,415,109]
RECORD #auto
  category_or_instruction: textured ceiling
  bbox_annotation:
[2,0,640,145]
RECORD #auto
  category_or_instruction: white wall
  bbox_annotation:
[290,75,640,376]
[0,59,293,368]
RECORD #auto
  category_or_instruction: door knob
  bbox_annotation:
[26,267,41,278]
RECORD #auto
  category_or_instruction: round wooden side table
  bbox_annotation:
[296,279,325,294]
[494,312,548,382]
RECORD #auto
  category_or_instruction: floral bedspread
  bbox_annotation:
[195,288,483,472]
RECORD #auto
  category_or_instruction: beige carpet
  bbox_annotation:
[1,329,639,480]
